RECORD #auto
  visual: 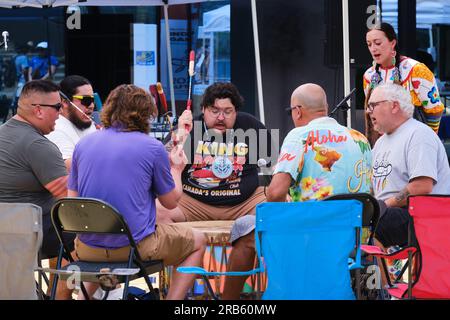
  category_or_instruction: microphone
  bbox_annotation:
[156,82,168,114]
[329,88,356,117]
[257,158,268,168]
[2,31,9,50]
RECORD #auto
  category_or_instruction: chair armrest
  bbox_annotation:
[361,245,417,260]
[177,266,262,277]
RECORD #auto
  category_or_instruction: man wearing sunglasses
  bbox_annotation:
[0,79,75,299]
[46,75,97,172]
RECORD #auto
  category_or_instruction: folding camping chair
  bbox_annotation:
[361,195,450,299]
[178,199,363,300]
[324,193,380,299]
[0,203,42,300]
[44,197,163,300]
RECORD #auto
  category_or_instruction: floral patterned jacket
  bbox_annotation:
[363,56,444,133]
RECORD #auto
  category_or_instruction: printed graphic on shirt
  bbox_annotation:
[185,140,248,190]
[313,146,341,172]
[275,126,372,202]
[372,152,392,193]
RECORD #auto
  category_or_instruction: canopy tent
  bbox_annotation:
[0,0,221,116]
[383,0,450,28]
[202,3,229,33]
[0,0,265,123]
[0,1,208,8]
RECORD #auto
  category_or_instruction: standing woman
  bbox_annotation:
[364,22,444,146]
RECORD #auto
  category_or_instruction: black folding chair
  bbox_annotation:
[46,197,163,300]
[324,193,380,299]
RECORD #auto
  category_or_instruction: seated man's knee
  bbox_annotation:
[193,230,207,250]
[230,215,256,249]
[234,231,255,250]
[374,207,410,248]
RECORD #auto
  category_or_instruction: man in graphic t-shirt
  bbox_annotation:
[157,82,273,223]
[367,83,450,249]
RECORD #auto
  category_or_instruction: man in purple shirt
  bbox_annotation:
[68,84,206,300]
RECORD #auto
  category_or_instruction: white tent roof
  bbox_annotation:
[0,0,211,8]
[383,0,450,28]
[202,4,229,33]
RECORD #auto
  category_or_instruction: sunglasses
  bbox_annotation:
[72,95,95,107]
[31,103,63,111]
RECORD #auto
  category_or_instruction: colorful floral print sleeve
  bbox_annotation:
[273,117,372,202]
[363,57,444,133]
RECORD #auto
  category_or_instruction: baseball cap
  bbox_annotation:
[229,215,256,245]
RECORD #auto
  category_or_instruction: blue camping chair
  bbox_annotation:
[178,199,363,300]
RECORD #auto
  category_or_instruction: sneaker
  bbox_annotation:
[92,286,124,300]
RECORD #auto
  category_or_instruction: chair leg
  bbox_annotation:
[202,275,218,300]
[50,248,64,300]
[407,251,413,299]
[122,275,130,300]
[36,256,50,300]
[79,282,90,300]
[355,268,361,300]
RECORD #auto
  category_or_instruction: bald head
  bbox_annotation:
[291,83,328,112]
[289,83,328,128]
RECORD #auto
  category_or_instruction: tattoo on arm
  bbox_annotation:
[394,188,410,204]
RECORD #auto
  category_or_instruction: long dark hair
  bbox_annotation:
[368,22,402,85]
[365,22,402,146]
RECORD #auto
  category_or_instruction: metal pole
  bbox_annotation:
[164,3,176,115]
[251,0,265,124]
[342,0,352,128]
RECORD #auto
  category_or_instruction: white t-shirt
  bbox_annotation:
[372,118,450,201]
[46,115,97,160]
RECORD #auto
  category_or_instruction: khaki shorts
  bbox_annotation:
[75,223,195,266]
[178,186,266,221]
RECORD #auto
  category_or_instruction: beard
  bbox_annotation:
[68,106,92,130]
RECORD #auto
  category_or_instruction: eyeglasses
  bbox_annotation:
[31,103,62,111]
[285,105,302,116]
[367,100,390,112]
[72,95,95,107]
[207,107,236,119]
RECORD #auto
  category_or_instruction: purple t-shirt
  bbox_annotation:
[68,128,175,249]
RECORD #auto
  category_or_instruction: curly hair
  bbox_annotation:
[201,82,244,110]
[101,84,157,134]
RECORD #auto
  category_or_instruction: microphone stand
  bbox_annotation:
[329,88,356,117]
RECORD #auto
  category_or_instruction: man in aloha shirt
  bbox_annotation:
[272,83,372,202]
[222,83,372,299]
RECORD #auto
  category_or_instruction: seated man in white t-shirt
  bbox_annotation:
[46,75,97,171]
[367,83,450,249]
